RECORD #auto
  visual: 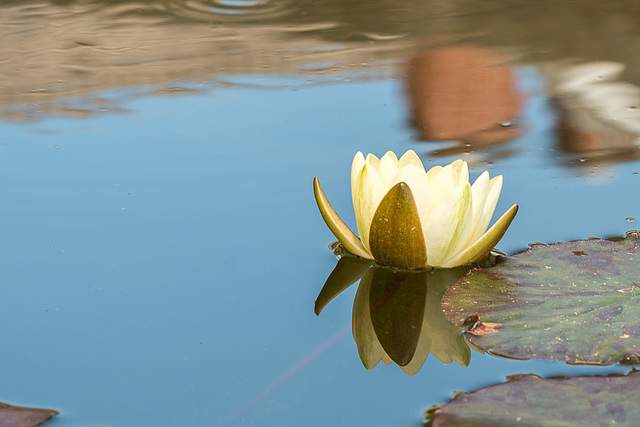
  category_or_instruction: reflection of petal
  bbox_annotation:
[425,268,472,366]
[353,270,385,369]
[315,255,373,315]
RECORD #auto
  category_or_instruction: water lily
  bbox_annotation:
[313,150,518,269]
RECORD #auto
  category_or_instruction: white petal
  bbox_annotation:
[421,163,458,220]
[392,164,429,201]
[470,175,503,244]
[399,150,426,172]
[424,184,472,267]
[377,151,400,189]
[354,163,385,252]
[462,171,490,247]
[365,153,380,169]
[351,152,366,202]
[450,159,469,186]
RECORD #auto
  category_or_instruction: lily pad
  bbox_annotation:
[441,231,640,365]
[426,370,640,427]
[0,401,58,426]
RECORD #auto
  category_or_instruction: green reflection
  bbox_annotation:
[316,256,477,375]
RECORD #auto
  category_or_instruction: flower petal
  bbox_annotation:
[369,182,428,269]
[470,175,503,244]
[377,151,400,189]
[439,204,519,268]
[399,150,426,172]
[313,177,371,259]
[451,159,469,187]
[351,151,366,202]
[354,163,386,252]
[424,183,473,267]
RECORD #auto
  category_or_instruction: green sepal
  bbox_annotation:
[369,182,427,269]
[313,177,371,259]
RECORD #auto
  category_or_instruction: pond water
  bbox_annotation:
[1,1,639,426]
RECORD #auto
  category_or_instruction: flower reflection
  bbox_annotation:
[316,255,479,375]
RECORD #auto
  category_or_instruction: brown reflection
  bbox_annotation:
[315,255,476,375]
[4,0,640,169]
[406,46,521,149]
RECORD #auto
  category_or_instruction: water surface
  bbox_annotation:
[1,1,639,426]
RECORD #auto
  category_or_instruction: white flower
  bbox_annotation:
[314,150,518,269]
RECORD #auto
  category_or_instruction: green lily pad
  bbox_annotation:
[0,401,58,426]
[426,370,640,427]
[441,231,640,365]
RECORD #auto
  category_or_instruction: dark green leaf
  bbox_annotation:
[442,231,640,365]
[427,370,640,427]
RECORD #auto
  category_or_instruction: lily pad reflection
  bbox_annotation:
[442,231,640,365]
[316,257,475,375]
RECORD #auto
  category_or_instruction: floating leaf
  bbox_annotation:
[0,401,58,426]
[426,370,640,427]
[442,231,640,365]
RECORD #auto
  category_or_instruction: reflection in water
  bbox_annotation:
[3,0,640,166]
[316,256,475,375]
[406,46,521,150]
[541,61,640,166]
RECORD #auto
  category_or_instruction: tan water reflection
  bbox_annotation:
[3,0,640,163]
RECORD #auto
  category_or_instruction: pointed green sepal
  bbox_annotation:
[369,182,428,269]
[313,177,371,259]
[441,204,519,268]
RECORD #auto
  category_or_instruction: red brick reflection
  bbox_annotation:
[407,46,521,146]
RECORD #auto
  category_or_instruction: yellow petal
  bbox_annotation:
[354,163,385,252]
[470,175,503,244]
[451,159,469,187]
[368,182,428,269]
[377,151,400,189]
[424,183,472,267]
[439,204,519,268]
[351,151,366,202]
[313,177,371,259]
[365,153,380,169]
[398,150,426,172]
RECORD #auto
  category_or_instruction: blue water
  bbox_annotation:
[0,73,634,426]
[1,3,640,425]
